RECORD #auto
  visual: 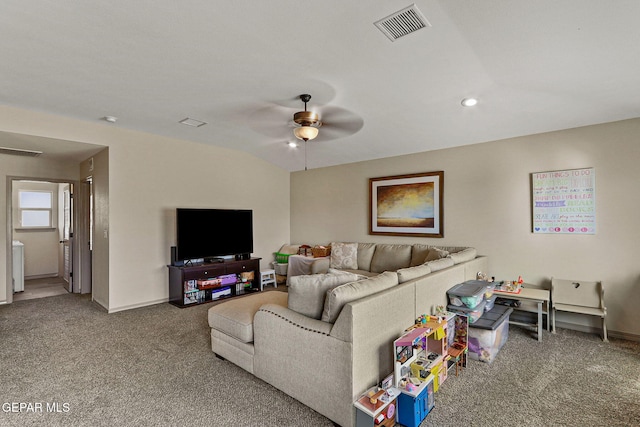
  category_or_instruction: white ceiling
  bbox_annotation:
[2,1,640,171]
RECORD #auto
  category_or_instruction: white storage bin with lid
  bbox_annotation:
[447,280,488,309]
[447,300,486,324]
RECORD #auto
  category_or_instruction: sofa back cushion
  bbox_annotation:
[449,247,477,264]
[288,272,361,319]
[370,244,412,273]
[357,243,377,271]
[397,263,432,284]
[321,271,399,323]
[426,257,455,272]
[330,242,358,270]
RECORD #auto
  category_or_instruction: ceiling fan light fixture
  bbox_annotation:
[293,94,321,141]
[294,126,319,141]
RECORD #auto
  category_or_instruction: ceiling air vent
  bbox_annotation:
[374,3,431,41]
[0,146,43,157]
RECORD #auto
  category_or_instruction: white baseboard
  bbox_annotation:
[107,297,169,313]
[552,319,640,342]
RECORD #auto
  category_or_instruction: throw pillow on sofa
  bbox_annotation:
[321,271,399,323]
[288,272,361,319]
[424,247,450,262]
[330,242,358,270]
[410,244,431,267]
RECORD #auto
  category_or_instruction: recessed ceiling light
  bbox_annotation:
[179,118,207,127]
[461,98,478,107]
[103,116,118,123]
[287,141,298,148]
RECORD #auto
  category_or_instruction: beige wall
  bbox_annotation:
[80,149,109,305]
[291,118,640,338]
[0,105,291,312]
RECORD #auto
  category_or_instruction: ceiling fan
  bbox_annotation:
[247,93,364,144]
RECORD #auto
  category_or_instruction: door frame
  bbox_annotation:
[5,176,85,303]
[76,177,92,295]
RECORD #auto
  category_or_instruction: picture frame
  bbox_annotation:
[369,171,444,237]
[531,167,596,234]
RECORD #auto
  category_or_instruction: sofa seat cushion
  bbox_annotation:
[321,271,399,323]
[370,244,412,273]
[288,272,361,319]
[208,292,288,343]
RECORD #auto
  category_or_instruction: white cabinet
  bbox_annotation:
[12,241,24,292]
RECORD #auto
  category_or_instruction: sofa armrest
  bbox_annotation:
[253,304,353,427]
[310,257,330,274]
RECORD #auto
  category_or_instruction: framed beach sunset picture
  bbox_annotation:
[369,171,444,237]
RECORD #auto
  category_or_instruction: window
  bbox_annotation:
[19,190,53,228]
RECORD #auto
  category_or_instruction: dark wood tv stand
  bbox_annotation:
[168,258,261,308]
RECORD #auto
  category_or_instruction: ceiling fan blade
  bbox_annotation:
[315,106,364,140]
[247,104,295,138]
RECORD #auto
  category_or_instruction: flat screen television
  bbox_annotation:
[176,208,253,263]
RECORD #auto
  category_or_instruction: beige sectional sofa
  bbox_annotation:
[207,242,487,427]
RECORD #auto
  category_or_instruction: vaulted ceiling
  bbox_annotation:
[2,1,640,170]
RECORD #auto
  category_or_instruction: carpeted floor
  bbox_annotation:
[1,293,638,426]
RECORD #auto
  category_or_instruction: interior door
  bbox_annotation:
[61,186,73,292]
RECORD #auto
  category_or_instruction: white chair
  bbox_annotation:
[260,269,277,291]
[551,278,607,342]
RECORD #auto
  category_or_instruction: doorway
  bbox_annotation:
[9,177,89,302]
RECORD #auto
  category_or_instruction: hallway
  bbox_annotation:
[13,277,68,301]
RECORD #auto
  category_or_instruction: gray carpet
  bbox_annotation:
[1,293,639,427]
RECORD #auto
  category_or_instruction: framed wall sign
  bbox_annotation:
[531,167,596,234]
[369,171,444,237]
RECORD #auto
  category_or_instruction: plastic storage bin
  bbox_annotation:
[484,294,497,311]
[273,262,288,276]
[484,283,495,299]
[447,281,488,308]
[468,304,513,363]
[274,252,292,263]
[447,300,486,323]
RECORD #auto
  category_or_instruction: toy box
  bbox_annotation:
[468,304,513,363]
[447,280,489,308]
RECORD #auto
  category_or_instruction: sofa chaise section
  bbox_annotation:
[253,280,416,427]
[208,291,288,374]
